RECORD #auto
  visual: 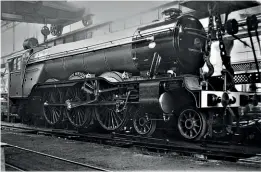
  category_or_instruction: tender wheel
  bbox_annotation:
[178,108,207,140]
[65,86,93,128]
[42,89,63,125]
[94,91,130,131]
[133,109,157,136]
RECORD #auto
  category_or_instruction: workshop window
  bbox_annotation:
[65,35,74,43]
[48,42,54,47]
[55,38,64,45]
[86,31,93,39]
[75,31,93,41]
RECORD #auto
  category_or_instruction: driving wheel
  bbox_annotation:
[94,91,130,131]
[65,86,93,128]
[42,89,63,125]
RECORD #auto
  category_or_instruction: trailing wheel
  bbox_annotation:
[94,91,130,131]
[18,102,31,124]
[42,89,63,125]
[177,108,207,140]
[65,86,93,128]
[133,109,157,136]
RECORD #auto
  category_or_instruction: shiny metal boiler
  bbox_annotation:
[28,15,206,81]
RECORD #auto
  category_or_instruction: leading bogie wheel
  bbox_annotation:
[177,108,207,140]
[133,109,157,136]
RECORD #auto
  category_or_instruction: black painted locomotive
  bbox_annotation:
[7,6,260,141]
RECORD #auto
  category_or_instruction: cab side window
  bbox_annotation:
[9,59,14,72]
[16,57,21,70]
[9,56,21,72]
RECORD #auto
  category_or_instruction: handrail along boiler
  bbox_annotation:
[8,2,261,140]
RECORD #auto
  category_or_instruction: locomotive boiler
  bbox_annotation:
[26,14,205,82]
[7,8,258,141]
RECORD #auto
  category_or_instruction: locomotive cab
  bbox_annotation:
[8,38,47,99]
[8,52,27,97]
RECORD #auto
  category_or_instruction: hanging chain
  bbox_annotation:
[215,13,235,91]
[215,15,227,64]
[205,10,214,57]
[202,3,215,80]
[215,14,234,76]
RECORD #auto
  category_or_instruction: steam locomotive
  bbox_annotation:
[8,8,259,140]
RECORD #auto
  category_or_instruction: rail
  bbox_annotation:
[5,163,25,171]
[2,123,261,164]
[3,143,111,171]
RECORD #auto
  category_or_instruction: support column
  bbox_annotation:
[6,61,10,122]
[12,22,15,52]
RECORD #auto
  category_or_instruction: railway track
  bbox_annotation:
[5,163,25,171]
[1,123,261,165]
[3,143,111,171]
